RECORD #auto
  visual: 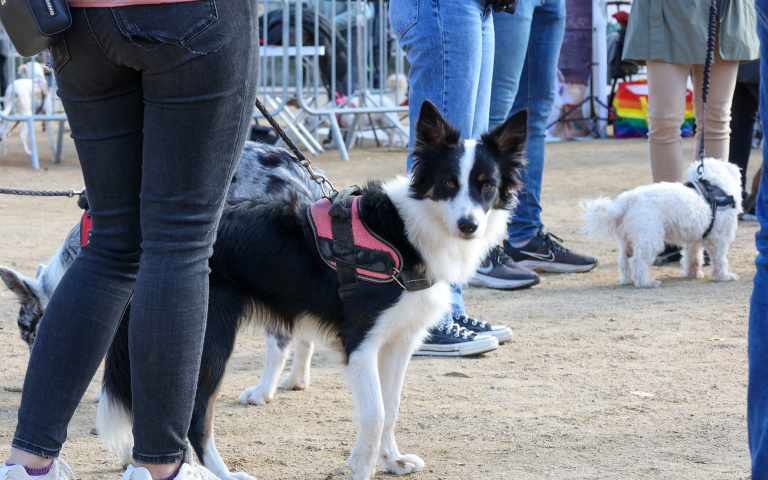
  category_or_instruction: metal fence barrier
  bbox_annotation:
[0,0,409,168]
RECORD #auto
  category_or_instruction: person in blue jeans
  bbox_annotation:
[389,0,516,356]
[749,1,768,477]
[0,1,259,480]
[469,0,598,291]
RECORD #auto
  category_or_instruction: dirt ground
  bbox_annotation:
[0,126,761,480]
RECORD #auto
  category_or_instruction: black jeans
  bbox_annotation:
[12,0,258,464]
[729,80,759,197]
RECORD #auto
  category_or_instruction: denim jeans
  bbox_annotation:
[12,0,258,464]
[489,0,565,243]
[389,0,493,321]
[749,2,768,477]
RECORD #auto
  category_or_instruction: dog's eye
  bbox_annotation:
[482,183,495,191]
[444,180,457,190]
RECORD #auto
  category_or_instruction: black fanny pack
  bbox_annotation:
[0,0,71,57]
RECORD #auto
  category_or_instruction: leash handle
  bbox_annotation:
[255,98,338,198]
[698,0,718,175]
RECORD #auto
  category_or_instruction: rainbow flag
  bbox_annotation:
[612,80,694,138]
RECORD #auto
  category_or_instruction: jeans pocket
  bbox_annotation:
[112,0,218,47]
[50,35,70,73]
[389,0,418,38]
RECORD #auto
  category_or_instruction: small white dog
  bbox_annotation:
[338,73,409,146]
[1,61,56,156]
[581,158,742,288]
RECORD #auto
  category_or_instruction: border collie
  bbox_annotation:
[2,100,527,480]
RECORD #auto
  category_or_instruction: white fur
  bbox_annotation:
[96,396,134,468]
[202,433,257,480]
[281,340,313,390]
[384,175,510,285]
[238,335,291,405]
[345,286,448,480]
[581,158,742,288]
[0,62,55,156]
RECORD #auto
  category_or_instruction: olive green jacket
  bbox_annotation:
[623,0,759,65]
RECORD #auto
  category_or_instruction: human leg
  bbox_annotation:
[728,81,759,196]
[505,0,565,243]
[7,2,259,477]
[749,2,768,477]
[645,60,690,182]
[691,43,740,163]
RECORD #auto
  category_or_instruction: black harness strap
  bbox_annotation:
[685,179,736,238]
[329,185,362,299]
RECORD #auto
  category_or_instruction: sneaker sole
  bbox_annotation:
[518,260,598,273]
[490,326,514,344]
[412,336,499,356]
[467,273,540,290]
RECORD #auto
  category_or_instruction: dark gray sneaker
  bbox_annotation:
[468,245,540,290]
[453,314,513,343]
[504,230,598,273]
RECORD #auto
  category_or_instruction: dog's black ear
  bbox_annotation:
[482,109,528,160]
[481,109,528,208]
[414,99,461,152]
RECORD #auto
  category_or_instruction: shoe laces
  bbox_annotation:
[454,314,487,330]
[442,322,475,340]
[540,231,568,252]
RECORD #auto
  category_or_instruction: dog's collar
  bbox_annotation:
[308,186,434,300]
[685,179,736,238]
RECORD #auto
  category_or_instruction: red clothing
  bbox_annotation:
[68,0,200,7]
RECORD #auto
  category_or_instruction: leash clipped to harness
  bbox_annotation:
[254,99,433,298]
[309,185,434,300]
[255,98,337,199]
[684,0,735,239]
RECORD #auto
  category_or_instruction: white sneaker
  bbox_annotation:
[0,458,76,480]
[121,449,218,480]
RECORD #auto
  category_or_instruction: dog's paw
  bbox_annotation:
[713,272,738,282]
[347,454,376,480]
[239,385,273,405]
[635,279,661,288]
[281,371,310,390]
[381,453,425,475]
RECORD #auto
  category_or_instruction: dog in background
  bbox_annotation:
[581,158,742,288]
[337,73,409,147]
[0,61,56,156]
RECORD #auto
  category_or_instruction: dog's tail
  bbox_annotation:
[96,309,134,468]
[580,196,620,240]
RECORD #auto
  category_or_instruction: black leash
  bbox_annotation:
[2,100,334,202]
[697,0,718,178]
[0,187,84,197]
[255,97,337,198]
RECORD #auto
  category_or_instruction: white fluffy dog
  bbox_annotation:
[0,61,55,156]
[581,158,742,288]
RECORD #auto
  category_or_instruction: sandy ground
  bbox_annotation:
[0,125,762,480]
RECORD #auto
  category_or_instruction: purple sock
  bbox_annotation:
[5,460,53,477]
[155,465,182,480]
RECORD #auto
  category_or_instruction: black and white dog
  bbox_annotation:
[1,101,527,480]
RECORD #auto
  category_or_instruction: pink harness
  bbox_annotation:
[308,186,433,299]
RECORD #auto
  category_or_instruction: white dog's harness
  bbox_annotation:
[308,186,434,299]
[685,179,736,238]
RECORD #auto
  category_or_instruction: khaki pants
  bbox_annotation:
[646,45,739,183]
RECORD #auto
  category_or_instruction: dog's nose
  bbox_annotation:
[458,217,479,235]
